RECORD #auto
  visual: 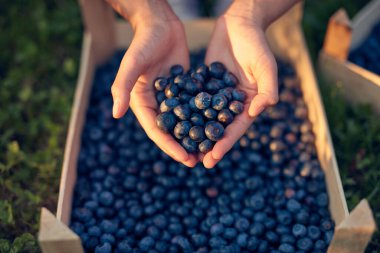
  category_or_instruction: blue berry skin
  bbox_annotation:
[100,219,118,234]
[217,109,234,125]
[223,228,237,239]
[173,104,191,120]
[73,208,92,223]
[154,77,168,91]
[191,234,207,247]
[209,62,226,79]
[209,236,227,249]
[292,224,307,238]
[297,238,313,251]
[247,236,260,251]
[156,91,166,104]
[315,239,326,250]
[249,194,265,211]
[168,223,183,235]
[172,236,193,253]
[185,79,203,95]
[165,84,179,98]
[307,225,321,240]
[153,214,167,229]
[287,199,302,213]
[116,228,127,239]
[235,217,250,232]
[237,233,248,247]
[181,137,197,153]
[205,121,224,141]
[95,242,112,253]
[99,191,114,206]
[229,101,244,114]
[281,234,296,244]
[196,63,209,78]
[232,89,247,102]
[218,87,234,100]
[189,126,205,142]
[195,92,212,109]
[117,240,133,253]
[212,94,228,110]
[191,72,205,83]
[279,243,295,253]
[155,241,169,253]
[321,219,334,231]
[147,226,160,239]
[203,108,218,120]
[189,97,200,112]
[205,79,224,94]
[170,64,184,77]
[219,214,234,226]
[139,236,155,252]
[190,113,204,126]
[198,139,214,153]
[265,231,279,244]
[156,112,176,133]
[88,226,101,237]
[178,92,193,103]
[210,223,224,236]
[100,233,116,245]
[223,71,239,87]
[160,98,180,112]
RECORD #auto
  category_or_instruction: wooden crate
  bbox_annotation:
[319,0,380,114]
[38,1,376,252]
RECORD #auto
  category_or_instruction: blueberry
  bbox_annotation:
[287,199,301,213]
[88,226,101,237]
[178,92,193,103]
[247,236,260,251]
[265,231,279,244]
[181,137,197,153]
[321,219,334,231]
[154,77,168,91]
[315,239,326,250]
[296,238,313,251]
[196,63,209,77]
[160,98,180,112]
[223,228,237,239]
[165,84,179,98]
[292,224,307,238]
[168,223,183,235]
[210,223,224,236]
[139,236,155,252]
[100,233,116,245]
[205,79,224,94]
[279,243,295,253]
[117,240,133,253]
[190,113,204,126]
[237,233,248,247]
[212,94,228,110]
[100,220,118,234]
[229,101,244,114]
[73,208,92,223]
[116,228,127,238]
[198,139,213,153]
[219,214,234,226]
[173,104,191,120]
[191,234,207,247]
[95,242,112,253]
[281,234,296,244]
[189,97,200,112]
[218,87,234,100]
[209,236,227,248]
[172,236,193,252]
[205,121,224,141]
[147,226,160,239]
[235,218,250,232]
[156,112,176,132]
[195,92,212,109]
[217,109,234,125]
[223,72,239,87]
[232,89,246,102]
[170,65,184,77]
[189,126,205,142]
[307,225,321,240]
[249,194,265,210]
[191,72,205,83]
[203,108,218,120]
[209,62,226,79]
[185,79,203,95]
[155,241,169,253]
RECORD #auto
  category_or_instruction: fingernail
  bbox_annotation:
[113,99,120,118]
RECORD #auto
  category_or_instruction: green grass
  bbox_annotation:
[0,0,378,252]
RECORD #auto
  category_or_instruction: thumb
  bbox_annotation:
[111,37,148,119]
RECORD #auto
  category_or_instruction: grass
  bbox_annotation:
[0,0,378,252]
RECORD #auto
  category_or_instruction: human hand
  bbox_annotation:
[108,0,198,167]
[202,0,287,168]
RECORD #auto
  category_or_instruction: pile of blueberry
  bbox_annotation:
[349,21,380,75]
[70,50,335,253]
[155,62,246,153]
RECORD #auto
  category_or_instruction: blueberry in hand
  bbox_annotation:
[232,89,246,102]
[195,92,212,109]
[182,137,197,153]
[170,64,184,77]
[189,97,200,112]
[196,63,209,78]
[212,94,228,110]
[160,98,180,112]
[173,104,191,120]
[156,112,177,132]
[209,61,226,79]
[178,92,192,103]
[190,113,204,126]
[189,126,205,142]
[229,101,244,114]
[205,79,224,94]
[223,71,239,87]
[218,109,234,125]
[154,77,168,91]
[191,72,205,83]
[174,74,188,89]
[174,121,192,139]
[165,84,179,98]
[185,79,203,95]
[199,139,213,153]
[218,87,233,101]
[203,108,218,120]
[205,121,224,141]
[156,91,166,104]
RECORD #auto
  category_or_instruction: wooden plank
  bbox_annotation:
[323,9,352,61]
[39,208,84,253]
[57,32,96,225]
[328,199,376,253]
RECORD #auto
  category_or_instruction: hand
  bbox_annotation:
[202,1,280,168]
[109,0,198,167]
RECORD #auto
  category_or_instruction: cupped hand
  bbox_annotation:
[110,10,198,167]
[202,7,279,168]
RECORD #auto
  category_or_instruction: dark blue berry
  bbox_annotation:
[198,139,213,153]
[189,126,205,142]
[191,234,207,247]
[154,77,168,91]
[219,214,234,226]
[223,71,239,87]
[229,101,244,114]
[190,113,204,126]
[232,89,246,102]
[205,79,224,94]
[279,243,295,253]
[196,63,209,77]
[100,220,118,234]
[210,223,224,236]
[191,72,205,83]
[218,87,233,100]
[189,97,199,112]
[160,98,180,112]
[247,236,260,251]
[165,84,179,98]
[297,238,313,251]
[178,92,193,103]
[292,224,307,238]
[156,112,176,132]
[195,92,212,109]
[209,62,226,79]
[209,236,227,248]
[287,199,301,213]
[100,233,115,245]
[173,121,191,139]
[307,225,321,240]
[88,226,101,237]
[185,79,203,95]
[95,242,112,253]
[170,65,184,77]
[205,121,224,141]
[139,236,155,252]
[217,109,234,125]
[223,228,237,239]
[237,233,248,247]
[117,240,132,252]
[181,137,197,153]
[235,217,250,232]
[212,94,228,110]
[203,108,218,120]
[173,104,191,120]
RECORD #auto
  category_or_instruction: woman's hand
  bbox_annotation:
[107,0,198,167]
[202,0,297,168]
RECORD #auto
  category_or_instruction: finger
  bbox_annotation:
[111,37,148,119]
[248,55,278,117]
[203,112,253,168]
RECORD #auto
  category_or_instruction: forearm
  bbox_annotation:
[105,0,178,29]
[226,0,300,29]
